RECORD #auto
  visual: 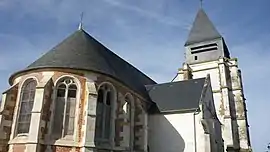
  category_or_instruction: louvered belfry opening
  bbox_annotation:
[184,8,231,64]
[190,43,218,54]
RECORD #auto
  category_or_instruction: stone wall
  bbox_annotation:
[3,68,150,152]
[40,79,54,141]
[4,69,87,151]
[0,84,18,152]
[82,74,149,152]
[12,144,26,152]
[176,58,251,152]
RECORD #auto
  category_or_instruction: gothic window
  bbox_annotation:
[17,79,37,134]
[123,94,134,148]
[52,78,78,138]
[95,83,115,140]
[124,95,132,123]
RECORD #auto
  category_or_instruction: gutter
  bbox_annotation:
[193,108,200,152]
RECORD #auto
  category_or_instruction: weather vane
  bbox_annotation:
[78,12,84,30]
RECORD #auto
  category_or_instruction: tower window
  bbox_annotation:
[195,56,198,60]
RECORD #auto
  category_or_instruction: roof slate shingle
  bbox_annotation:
[146,78,206,113]
[10,29,156,99]
[185,9,222,46]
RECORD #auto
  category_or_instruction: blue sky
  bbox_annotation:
[0,0,269,151]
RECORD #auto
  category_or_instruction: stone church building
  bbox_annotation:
[0,8,251,152]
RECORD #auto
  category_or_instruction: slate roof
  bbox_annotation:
[185,9,222,46]
[146,78,206,113]
[9,29,156,98]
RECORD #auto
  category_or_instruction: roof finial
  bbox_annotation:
[200,0,203,8]
[78,12,84,30]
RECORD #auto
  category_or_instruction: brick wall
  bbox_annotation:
[52,71,86,144]
[94,75,149,151]
[12,144,26,152]
[6,69,150,152]
[0,84,18,152]
[133,101,145,151]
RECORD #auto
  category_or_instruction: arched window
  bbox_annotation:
[17,79,37,134]
[52,78,78,138]
[124,95,132,123]
[95,83,115,140]
[123,94,134,148]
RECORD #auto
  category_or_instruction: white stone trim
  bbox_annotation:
[10,76,38,141]
[9,135,28,144]
[20,76,39,88]
[44,137,80,147]
[83,80,98,147]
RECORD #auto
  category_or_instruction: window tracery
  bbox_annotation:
[17,79,37,135]
[95,83,116,140]
[52,78,78,138]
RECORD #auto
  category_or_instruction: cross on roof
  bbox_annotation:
[200,0,203,8]
[78,12,84,30]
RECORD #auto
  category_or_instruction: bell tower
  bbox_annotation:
[184,9,230,64]
[176,9,252,152]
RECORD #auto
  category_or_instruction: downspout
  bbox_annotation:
[193,108,200,152]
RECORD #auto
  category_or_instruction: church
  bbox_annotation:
[0,8,251,152]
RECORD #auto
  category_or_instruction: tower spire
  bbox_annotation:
[78,12,84,30]
[184,9,230,64]
[185,9,221,46]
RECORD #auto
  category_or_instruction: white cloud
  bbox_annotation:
[0,0,268,151]
[101,0,190,28]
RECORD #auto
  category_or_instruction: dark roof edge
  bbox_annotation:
[8,67,153,101]
[8,67,86,85]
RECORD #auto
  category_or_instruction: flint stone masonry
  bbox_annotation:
[0,84,18,152]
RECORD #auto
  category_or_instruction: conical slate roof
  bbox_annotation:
[28,30,115,75]
[10,29,156,98]
[185,9,222,46]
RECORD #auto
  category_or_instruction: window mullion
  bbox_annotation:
[27,89,31,115]
[101,90,107,138]
[62,85,68,137]
[17,80,37,135]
